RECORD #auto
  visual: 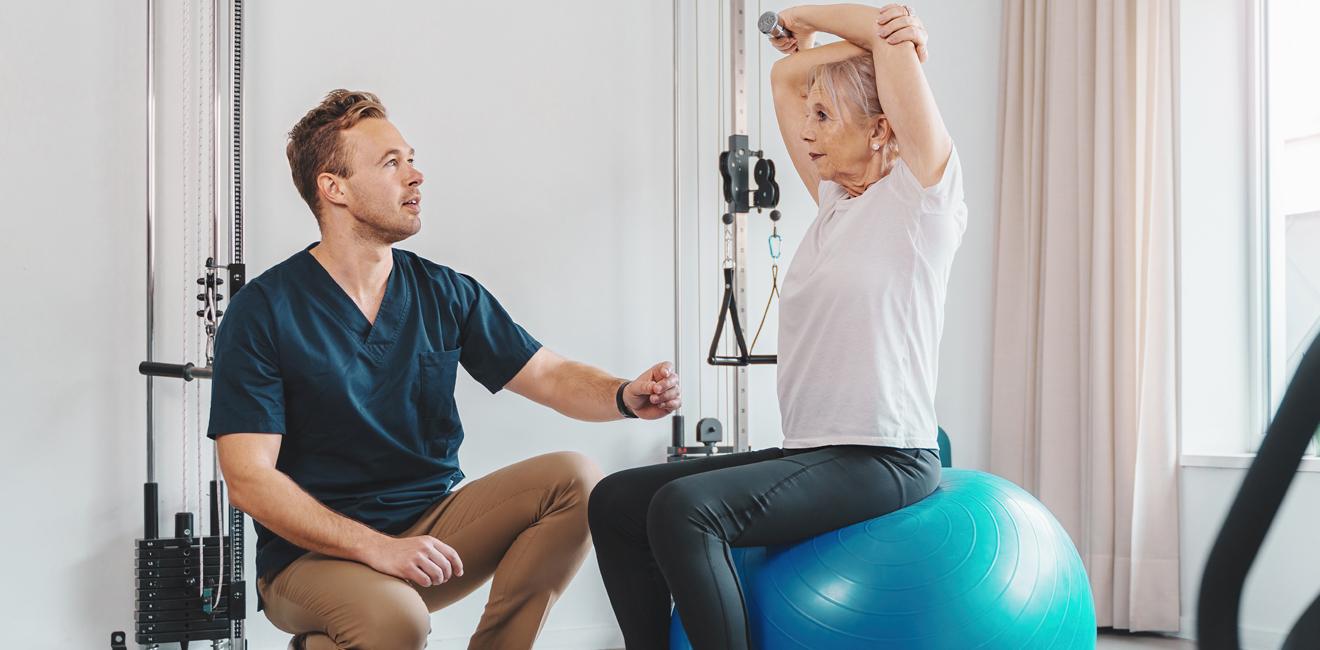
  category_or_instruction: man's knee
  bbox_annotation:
[342,595,431,649]
[540,450,603,505]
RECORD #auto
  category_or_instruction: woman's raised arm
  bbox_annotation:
[770,40,870,204]
[789,3,952,187]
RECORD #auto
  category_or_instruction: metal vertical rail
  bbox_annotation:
[670,0,691,451]
[228,1,247,644]
[144,0,159,541]
[670,0,681,417]
[729,0,749,451]
[210,0,224,572]
[211,0,223,266]
[231,0,244,267]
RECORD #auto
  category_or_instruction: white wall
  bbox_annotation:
[904,0,1002,470]
[0,1,151,648]
[0,1,1003,647]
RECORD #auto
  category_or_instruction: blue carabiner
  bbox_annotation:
[768,232,782,260]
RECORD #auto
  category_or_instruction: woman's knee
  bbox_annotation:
[587,468,647,536]
[645,479,711,543]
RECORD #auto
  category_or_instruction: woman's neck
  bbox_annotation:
[837,156,892,197]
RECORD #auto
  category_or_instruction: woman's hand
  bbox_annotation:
[767,6,815,55]
[875,4,929,63]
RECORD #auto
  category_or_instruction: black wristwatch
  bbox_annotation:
[615,381,638,419]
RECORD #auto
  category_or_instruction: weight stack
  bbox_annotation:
[134,535,246,645]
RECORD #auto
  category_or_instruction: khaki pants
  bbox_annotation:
[259,451,602,650]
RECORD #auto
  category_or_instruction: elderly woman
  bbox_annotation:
[587,4,965,649]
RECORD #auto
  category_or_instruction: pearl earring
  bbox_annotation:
[871,143,880,151]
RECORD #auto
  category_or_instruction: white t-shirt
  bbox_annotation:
[777,146,967,449]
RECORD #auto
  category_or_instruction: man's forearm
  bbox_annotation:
[546,359,627,422]
[230,467,387,564]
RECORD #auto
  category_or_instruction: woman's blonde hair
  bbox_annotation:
[807,55,900,173]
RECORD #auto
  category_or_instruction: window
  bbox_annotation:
[1263,0,1320,442]
[1178,0,1319,462]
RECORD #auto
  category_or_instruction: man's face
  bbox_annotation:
[335,118,424,244]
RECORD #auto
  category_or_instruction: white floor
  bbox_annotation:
[1096,631,1195,649]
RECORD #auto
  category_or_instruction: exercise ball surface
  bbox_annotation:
[670,469,1096,649]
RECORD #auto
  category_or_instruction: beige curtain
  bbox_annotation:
[991,0,1180,632]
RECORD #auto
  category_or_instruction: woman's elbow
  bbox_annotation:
[770,58,788,87]
[770,71,805,106]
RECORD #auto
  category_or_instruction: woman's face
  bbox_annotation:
[799,82,883,185]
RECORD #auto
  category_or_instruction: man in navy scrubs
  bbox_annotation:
[208,90,681,650]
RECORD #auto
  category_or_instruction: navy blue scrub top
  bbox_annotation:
[207,244,541,586]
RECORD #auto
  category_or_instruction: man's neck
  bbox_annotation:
[309,230,394,321]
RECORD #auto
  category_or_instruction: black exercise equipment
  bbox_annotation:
[717,135,780,218]
[668,417,737,462]
[1198,330,1320,649]
[709,135,783,367]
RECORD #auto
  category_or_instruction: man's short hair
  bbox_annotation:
[286,89,388,220]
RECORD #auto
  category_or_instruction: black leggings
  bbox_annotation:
[587,444,941,650]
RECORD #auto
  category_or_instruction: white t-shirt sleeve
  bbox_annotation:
[892,146,966,222]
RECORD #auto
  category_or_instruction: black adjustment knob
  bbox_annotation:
[770,209,782,222]
[753,158,780,208]
[722,213,734,225]
[696,417,724,444]
[216,278,224,285]
[196,310,205,317]
[215,295,223,302]
[196,294,206,301]
[216,310,224,317]
[196,278,205,285]
[719,151,733,203]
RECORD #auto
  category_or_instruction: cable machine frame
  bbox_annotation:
[113,1,248,648]
[668,0,784,461]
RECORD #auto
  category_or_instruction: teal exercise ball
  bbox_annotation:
[670,469,1096,649]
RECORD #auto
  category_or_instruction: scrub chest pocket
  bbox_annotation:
[419,347,464,457]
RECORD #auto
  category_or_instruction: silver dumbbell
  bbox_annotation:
[757,11,791,39]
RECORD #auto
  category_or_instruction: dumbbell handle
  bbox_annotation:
[757,11,792,39]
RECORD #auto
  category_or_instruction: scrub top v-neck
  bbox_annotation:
[207,243,542,583]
